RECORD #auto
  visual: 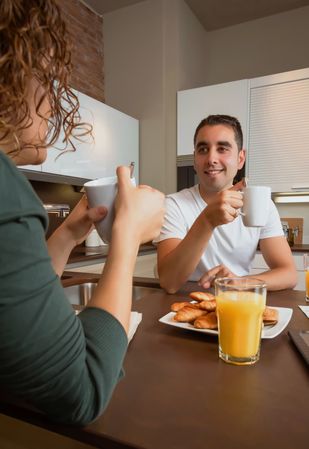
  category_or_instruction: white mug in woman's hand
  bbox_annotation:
[84,176,136,243]
[241,186,271,227]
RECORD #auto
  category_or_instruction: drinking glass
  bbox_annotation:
[304,254,309,302]
[215,277,267,365]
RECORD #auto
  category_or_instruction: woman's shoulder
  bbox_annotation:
[0,151,47,227]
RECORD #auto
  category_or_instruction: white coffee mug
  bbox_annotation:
[241,186,271,227]
[84,176,136,243]
[85,229,104,247]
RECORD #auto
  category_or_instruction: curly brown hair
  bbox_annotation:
[0,0,90,157]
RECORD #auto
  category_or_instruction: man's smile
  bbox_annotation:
[204,168,224,177]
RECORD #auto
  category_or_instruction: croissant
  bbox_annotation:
[197,300,216,312]
[170,301,197,312]
[263,307,278,325]
[189,291,215,302]
[174,306,206,323]
[194,312,218,329]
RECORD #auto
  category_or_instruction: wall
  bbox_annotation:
[60,0,104,101]
[203,6,309,86]
[104,1,166,191]
[103,0,208,193]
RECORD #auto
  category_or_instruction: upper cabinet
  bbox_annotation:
[39,90,139,181]
[248,68,309,192]
[177,68,309,193]
[177,79,249,156]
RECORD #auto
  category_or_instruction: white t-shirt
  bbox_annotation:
[155,185,283,281]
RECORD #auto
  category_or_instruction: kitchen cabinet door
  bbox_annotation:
[41,90,139,181]
[248,67,309,192]
[18,164,42,172]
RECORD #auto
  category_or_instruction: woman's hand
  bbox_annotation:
[112,166,165,245]
[47,196,107,277]
[57,196,107,246]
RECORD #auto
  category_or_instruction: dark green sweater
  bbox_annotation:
[0,151,128,425]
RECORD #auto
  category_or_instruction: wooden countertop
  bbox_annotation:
[0,281,308,449]
[288,244,309,252]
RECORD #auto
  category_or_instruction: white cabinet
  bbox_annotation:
[250,252,306,291]
[248,68,309,192]
[41,90,139,181]
[20,164,42,172]
[177,79,249,156]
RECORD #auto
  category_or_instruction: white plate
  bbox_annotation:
[159,306,293,339]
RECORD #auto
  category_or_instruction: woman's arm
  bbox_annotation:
[87,167,165,332]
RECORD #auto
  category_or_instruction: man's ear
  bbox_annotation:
[238,149,246,169]
[193,149,197,172]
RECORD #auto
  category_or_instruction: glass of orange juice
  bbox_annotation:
[215,277,267,365]
[304,254,309,303]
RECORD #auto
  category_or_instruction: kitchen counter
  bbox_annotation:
[67,242,156,265]
[0,282,308,449]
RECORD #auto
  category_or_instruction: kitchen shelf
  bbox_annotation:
[272,191,309,203]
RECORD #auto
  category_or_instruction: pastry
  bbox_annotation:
[174,306,206,323]
[189,291,215,302]
[263,307,279,325]
[194,312,218,329]
[197,300,216,312]
[171,301,197,312]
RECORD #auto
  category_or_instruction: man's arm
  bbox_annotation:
[157,214,214,294]
[249,236,297,291]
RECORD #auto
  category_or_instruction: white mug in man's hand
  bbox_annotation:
[84,175,136,243]
[241,186,271,227]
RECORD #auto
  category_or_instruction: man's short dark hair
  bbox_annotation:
[193,115,243,151]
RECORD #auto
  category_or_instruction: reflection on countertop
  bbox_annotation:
[287,244,309,252]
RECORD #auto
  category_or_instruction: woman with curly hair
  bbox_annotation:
[0,0,165,425]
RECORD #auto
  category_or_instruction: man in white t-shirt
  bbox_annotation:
[156,115,297,293]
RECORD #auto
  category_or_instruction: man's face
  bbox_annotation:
[194,124,245,194]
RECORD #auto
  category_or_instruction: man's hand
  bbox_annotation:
[202,179,246,229]
[198,264,236,289]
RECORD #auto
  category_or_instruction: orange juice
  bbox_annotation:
[306,270,309,301]
[216,291,266,361]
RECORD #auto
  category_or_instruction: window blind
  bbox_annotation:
[248,78,309,192]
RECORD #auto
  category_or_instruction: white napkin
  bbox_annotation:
[128,311,142,343]
[299,305,309,318]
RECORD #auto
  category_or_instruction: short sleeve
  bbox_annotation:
[154,196,188,243]
[259,201,284,240]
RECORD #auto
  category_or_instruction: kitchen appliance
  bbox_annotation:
[43,204,70,238]
[280,217,303,245]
